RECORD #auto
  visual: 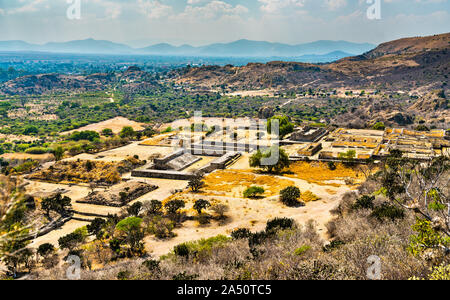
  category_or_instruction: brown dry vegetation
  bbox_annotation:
[28,157,145,185]
[285,161,365,186]
[31,205,432,280]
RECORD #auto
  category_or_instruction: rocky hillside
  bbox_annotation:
[0,66,160,96]
[332,90,448,128]
[362,32,450,59]
[0,73,114,95]
[176,33,450,93]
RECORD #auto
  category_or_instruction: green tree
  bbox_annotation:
[193,199,210,215]
[101,128,114,137]
[87,218,106,239]
[339,150,356,164]
[164,200,185,215]
[115,217,145,253]
[0,230,30,278]
[144,200,163,216]
[188,173,205,192]
[120,126,136,138]
[127,202,143,217]
[373,122,386,131]
[58,231,84,251]
[41,194,72,218]
[22,126,39,136]
[52,146,65,161]
[250,146,290,174]
[267,116,294,138]
[408,218,449,256]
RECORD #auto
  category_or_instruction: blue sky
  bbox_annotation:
[0,0,449,46]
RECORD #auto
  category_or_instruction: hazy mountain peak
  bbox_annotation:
[0,38,376,57]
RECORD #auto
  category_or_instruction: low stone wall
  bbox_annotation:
[131,169,196,180]
[189,142,268,154]
[199,152,241,173]
[132,152,242,180]
[154,149,185,168]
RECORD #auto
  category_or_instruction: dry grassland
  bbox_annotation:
[284,161,365,186]
[202,170,295,198]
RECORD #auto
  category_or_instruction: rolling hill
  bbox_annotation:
[176,33,450,92]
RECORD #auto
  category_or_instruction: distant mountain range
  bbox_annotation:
[0,38,375,58]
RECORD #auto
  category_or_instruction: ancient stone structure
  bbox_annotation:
[291,127,327,142]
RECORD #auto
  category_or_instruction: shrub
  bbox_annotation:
[101,128,113,136]
[120,126,136,138]
[248,231,269,248]
[428,200,446,212]
[323,240,345,252]
[352,195,375,210]
[174,244,190,258]
[327,161,337,171]
[37,243,55,258]
[142,259,161,273]
[408,218,447,256]
[117,271,130,280]
[243,186,265,199]
[370,203,405,221]
[25,147,49,154]
[280,186,302,207]
[68,131,100,142]
[266,218,295,233]
[210,204,229,219]
[177,235,231,259]
[23,126,39,135]
[172,272,199,280]
[147,216,175,239]
[127,201,143,217]
[294,245,311,256]
[231,228,252,240]
[415,125,430,132]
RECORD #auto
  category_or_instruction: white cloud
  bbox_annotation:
[138,0,173,19]
[6,0,49,15]
[258,0,306,14]
[324,0,348,10]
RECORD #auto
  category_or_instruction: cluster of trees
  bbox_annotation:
[249,146,290,174]
[267,116,294,138]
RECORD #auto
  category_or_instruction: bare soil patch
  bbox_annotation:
[61,117,145,135]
